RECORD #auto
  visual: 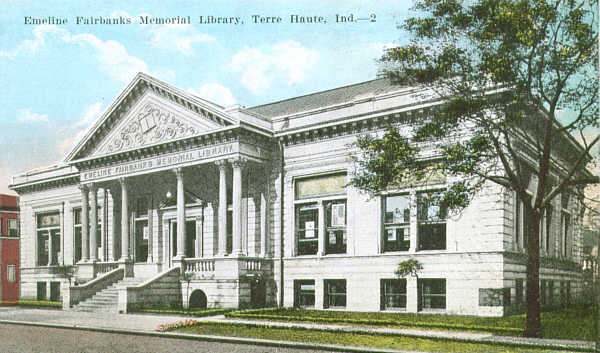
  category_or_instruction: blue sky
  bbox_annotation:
[0,0,412,194]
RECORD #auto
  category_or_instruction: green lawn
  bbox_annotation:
[176,322,568,353]
[226,306,597,341]
[129,305,231,317]
[0,300,61,309]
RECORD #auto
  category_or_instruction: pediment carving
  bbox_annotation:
[103,103,200,154]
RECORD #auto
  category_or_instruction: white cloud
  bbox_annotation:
[1,25,148,83]
[149,25,214,55]
[230,40,319,94]
[188,84,236,107]
[1,25,65,58]
[17,108,48,123]
[64,32,147,83]
[57,102,105,156]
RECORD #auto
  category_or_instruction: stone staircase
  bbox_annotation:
[73,277,147,313]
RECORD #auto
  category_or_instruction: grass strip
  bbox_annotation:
[133,308,231,317]
[226,310,522,335]
[176,321,585,353]
[0,300,61,309]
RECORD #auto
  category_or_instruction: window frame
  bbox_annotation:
[295,203,319,256]
[383,194,411,252]
[7,264,16,283]
[293,172,348,257]
[7,218,17,237]
[36,212,60,266]
[417,191,447,251]
[294,280,316,308]
[324,199,347,254]
[380,278,407,310]
[324,279,347,309]
[419,278,446,311]
[560,210,570,258]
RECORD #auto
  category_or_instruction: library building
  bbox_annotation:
[10,73,585,315]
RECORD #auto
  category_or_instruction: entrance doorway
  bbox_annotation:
[170,220,197,258]
[250,278,266,308]
[135,220,148,263]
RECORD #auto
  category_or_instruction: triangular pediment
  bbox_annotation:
[66,73,237,162]
[92,93,223,156]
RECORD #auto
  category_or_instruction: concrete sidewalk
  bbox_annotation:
[0,307,594,352]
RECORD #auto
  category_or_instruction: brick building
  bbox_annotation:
[0,194,19,302]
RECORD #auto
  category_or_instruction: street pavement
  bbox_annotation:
[0,323,328,353]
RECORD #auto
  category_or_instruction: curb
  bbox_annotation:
[0,319,421,353]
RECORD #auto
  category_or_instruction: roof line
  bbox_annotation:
[245,77,390,111]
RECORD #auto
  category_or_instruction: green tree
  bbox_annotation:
[396,259,424,279]
[352,0,599,338]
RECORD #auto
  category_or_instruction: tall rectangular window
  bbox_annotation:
[6,264,15,283]
[417,192,447,250]
[324,279,346,308]
[296,204,318,255]
[419,278,446,310]
[7,219,17,237]
[383,195,410,252]
[37,213,60,266]
[325,200,346,254]
[545,206,553,254]
[561,211,570,257]
[294,280,315,308]
[294,172,347,256]
[515,279,523,307]
[540,280,547,306]
[381,279,407,310]
[514,196,521,248]
[73,209,82,263]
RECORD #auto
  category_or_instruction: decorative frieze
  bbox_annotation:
[104,103,199,154]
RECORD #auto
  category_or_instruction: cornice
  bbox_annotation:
[277,105,435,146]
[10,175,79,195]
[74,126,274,171]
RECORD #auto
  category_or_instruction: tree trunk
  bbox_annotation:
[596,235,599,352]
[524,206,542,338]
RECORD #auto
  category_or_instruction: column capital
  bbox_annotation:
[119,177,127,185]
[215,159,228,168]
[88,182,98,193]
[230,157,248,169]
[173,167,184,178]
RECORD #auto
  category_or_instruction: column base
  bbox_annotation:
[230,251,246,258]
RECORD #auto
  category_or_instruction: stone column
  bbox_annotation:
[89,183,98,262]
[216,160,228,256]
[317,200,325,256]
[196,202,204,258]
[58,204,64,265]
[147,196,153,263]
[120,178,130,261]
[232,158,245,256]
[174,167,186,259]
[100,189,107,261]
[80,185,89,263]
[260,189,268,257]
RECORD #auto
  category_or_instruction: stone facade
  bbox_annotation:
[10,73,586,316]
